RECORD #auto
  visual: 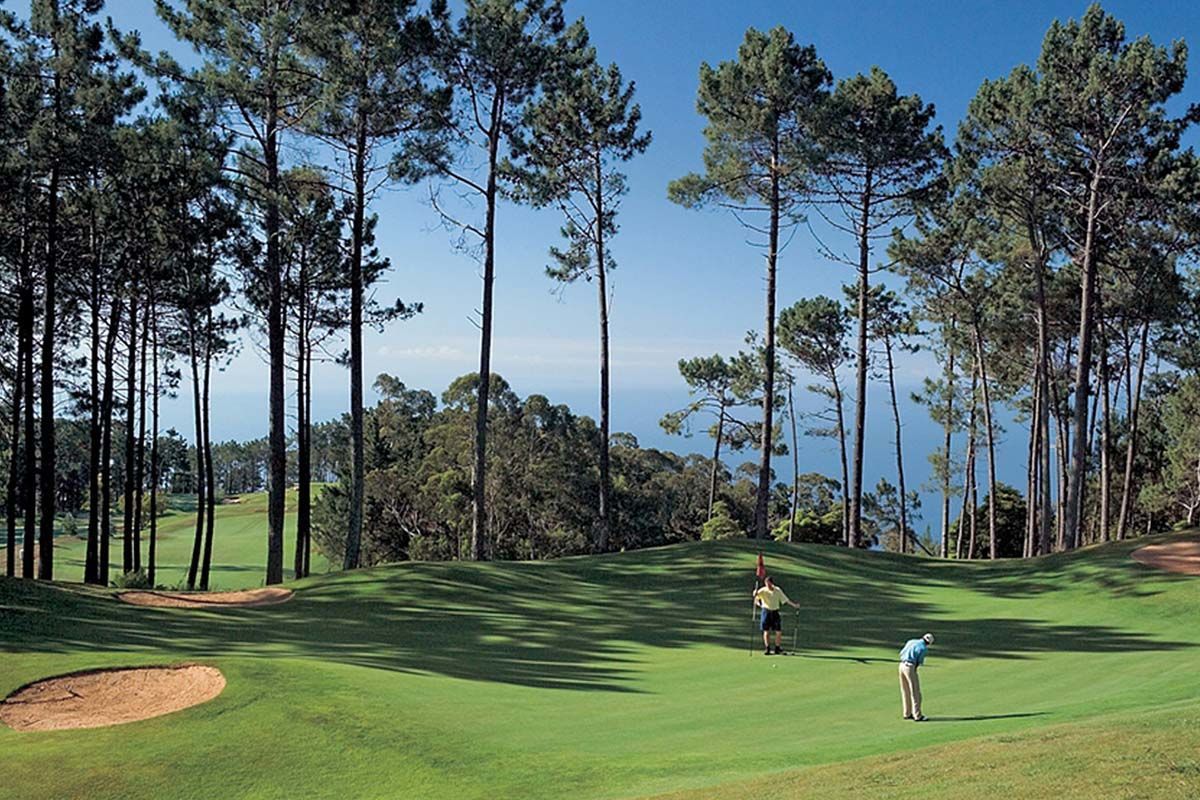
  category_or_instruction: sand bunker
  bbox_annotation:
[117,587,294,608]
[0,665,225,732]
[1131,539,1200,576]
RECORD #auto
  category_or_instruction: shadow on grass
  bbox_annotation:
[927,712,1048,722]
[0,540,1195,694]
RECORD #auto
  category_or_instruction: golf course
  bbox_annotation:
[2,529,1197,799]
[0,492,330,591]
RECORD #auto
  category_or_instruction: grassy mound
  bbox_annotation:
[1,536,1197,799]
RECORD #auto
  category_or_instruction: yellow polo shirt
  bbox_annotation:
[755,586,791,611]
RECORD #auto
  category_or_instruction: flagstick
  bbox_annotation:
[792,607,799,654]
[749,575,759,657]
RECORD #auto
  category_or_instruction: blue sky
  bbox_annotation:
[103,0,1199,535]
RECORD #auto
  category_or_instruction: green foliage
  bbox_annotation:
[509,56,651,283]
[59,512,79,539]
[950,482,1027,559]
[700,501,743,540]
[311,372,745,563]
[111,569,151,590]
[668,26,829,213]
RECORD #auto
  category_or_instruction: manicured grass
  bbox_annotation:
[0,534,1197,799]
[1,491,330,590]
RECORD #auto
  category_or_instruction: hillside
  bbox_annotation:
[1,536,1197,799]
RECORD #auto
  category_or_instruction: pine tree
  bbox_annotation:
[304,0,439,571]
[509,56,650,552]
[421,0,581,560]
[810,67,943,549]
[155,0,312,583]
[669,27,830,539]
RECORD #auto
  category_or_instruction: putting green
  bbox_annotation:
[1,535,1197,799]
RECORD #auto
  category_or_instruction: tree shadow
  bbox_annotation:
[1,540,1194,694]
[926,712,1048,722]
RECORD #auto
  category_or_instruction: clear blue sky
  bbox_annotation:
[101,1,1199,533]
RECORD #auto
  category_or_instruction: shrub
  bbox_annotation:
[701,501,745,540]
[112,570,152,590]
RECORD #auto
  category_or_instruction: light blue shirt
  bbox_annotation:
[899,638,928,666]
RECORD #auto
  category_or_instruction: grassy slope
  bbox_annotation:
[0,536,1198,800]
[1,491,330,590]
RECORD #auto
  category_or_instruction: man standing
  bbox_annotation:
[753,575,799,655]
[899,633,934,721]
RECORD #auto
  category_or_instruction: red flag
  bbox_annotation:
[755,553,766,580]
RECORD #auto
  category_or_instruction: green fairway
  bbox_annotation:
[1,536,1198,799]
[0,491,330,590]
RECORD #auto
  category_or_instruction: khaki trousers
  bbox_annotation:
[898,662,921,718]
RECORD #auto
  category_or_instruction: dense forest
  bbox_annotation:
[1,1,1198,585]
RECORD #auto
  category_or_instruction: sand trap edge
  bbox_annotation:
[0,664,226,732]
[117,587,295,609]
[1131,539,1200,576]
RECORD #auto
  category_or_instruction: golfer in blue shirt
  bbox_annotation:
[899,633,934,721]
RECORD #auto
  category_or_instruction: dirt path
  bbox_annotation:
[0,665,225,732]
[1131,539,1200,576]
[117,587,294,608]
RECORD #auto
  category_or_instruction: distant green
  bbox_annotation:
[2,490,329,590]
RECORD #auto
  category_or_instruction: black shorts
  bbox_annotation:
[761,609,782,631]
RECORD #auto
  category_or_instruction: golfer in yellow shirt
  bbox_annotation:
[753,575,799,655]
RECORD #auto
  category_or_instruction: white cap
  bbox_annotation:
[922,633,935,644]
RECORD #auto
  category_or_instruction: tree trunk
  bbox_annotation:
[85,214,101,583]
[833,372,850,547]
[753,159,781,541]
[972,325,998,559]
[1064,171,1103,550]
[296,286,311,580]
[1051,376,1070,551]
[884,338,909,554]
[98,297,123,585]
[707,405,725,521]
[303,343,312,577]
[121,289,139,575]
[788,376,800,543]
[958,366,979,560]
[1098,320,1112,543]
[967,431,979,561]
[200,308,217,591]
[1116,321,1150,540]
[1039,348,1053,557]
[133,294,150,572]
[1030,232,1054,557]
[1025,372,1040,558]
[345,108,368,571]
[265,77,286,585]
[148,298,159,588]
[940,333,956,558]
[470,100,505,563]
[20,275,35,580]
[5,336,23,578]
[593,155,613,552]
[38,161,60,581]
[849,172,873,548]
[186,314,206,591]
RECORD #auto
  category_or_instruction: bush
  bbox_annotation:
[60,513,80,539]
[112,570,152,590]
[701,501,745,540]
